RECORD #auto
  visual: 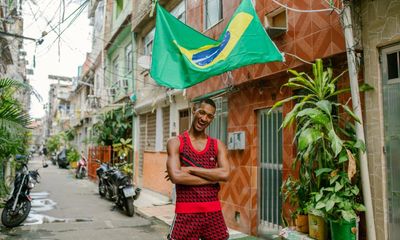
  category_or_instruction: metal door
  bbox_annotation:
[382,44,400,239]
[258,108,283,234]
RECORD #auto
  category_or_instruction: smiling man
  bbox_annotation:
[166,98,230,240]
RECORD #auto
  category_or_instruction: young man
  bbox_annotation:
[166,98,230,240]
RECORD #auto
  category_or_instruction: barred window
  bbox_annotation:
[206,97,228,144]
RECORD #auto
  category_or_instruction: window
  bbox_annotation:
[145,112,156,151]
[179,108,190,134]
[112,56,119,88]
[206,97,228,144]
[204,0,223,30]
[386,51,399,81]
[144,28,155,56]
[125,43,133,74]
[162,106,170,150]
[171,1,186,23]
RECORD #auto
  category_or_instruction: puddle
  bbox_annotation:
[30,192,50,199]
[31,199,57,212]
[22,192,93,226]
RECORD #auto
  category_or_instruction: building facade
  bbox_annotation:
[77,0,400,238]
[359,0,400,239]
[184,0,346,236]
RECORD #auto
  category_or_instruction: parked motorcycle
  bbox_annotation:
[1,163,47,228]
[95,160,141,217]
[50,152,57,165]
[75,155,87,179]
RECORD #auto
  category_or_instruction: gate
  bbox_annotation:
[258,108,283,233]
[88,146,112,180]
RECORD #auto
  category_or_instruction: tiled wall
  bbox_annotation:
[360,0,400,239]
[218,77,296,235]
[185,0,347,235]
[186,0,345,100]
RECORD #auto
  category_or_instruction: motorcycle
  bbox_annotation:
[95,160,141,217]
[1,163,47,228]
[75,155,87,179]
[50,152,57,165]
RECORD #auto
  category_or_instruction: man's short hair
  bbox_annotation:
[199,98,216,109]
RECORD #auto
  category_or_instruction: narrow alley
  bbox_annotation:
[0,155,170,240]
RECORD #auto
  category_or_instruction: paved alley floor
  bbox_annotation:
[0,156,169,240]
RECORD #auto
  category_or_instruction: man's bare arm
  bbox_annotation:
[187,140,230,182]
[166,137,216,185]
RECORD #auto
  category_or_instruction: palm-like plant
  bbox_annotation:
[0,79,33,136]
[0,78,40,197]
[271,59,366,222]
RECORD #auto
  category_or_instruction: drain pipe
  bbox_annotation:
[341,1,376,239]
[131,31,137,185]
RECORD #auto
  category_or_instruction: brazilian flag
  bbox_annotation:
[150,0,284,89]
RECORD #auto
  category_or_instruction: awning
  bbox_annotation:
[191,87,229,102]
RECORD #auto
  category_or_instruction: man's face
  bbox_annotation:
[192,103,216,132]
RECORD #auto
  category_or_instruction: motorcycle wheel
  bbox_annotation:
[1,198,31,228]
[124,197,134,217]
[76,168,83,179]
[98,181,106,197]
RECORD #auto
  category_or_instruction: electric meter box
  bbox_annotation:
[227,131,246,150]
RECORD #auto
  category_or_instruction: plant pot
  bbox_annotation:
[308,213,328,240]
[70,161,78,169]
[295,214,309,233]
[330,219,357,240]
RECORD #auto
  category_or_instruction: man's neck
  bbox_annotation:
[188,127,207,139]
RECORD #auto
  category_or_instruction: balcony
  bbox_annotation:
[132,0,170,32]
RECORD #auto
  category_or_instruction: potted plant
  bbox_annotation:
[271,59,368,239]
[67,148,80,169]
[311,122,366,240]
[313,168,365,240]
[281,175,311,233]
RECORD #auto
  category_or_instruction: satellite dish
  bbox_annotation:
[138,55,151,70]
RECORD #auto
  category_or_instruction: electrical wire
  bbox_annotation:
[36,2,88,57]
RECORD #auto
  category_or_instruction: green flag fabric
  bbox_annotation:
[150,0,284,89]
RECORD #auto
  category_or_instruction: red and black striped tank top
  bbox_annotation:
[175,131,221,213]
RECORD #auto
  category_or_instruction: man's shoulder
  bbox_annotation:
[167,136,180,145]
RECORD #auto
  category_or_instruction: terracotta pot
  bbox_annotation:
[308,213,328,240]
[295,214,309,233]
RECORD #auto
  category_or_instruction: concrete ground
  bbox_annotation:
[0,155,170,240]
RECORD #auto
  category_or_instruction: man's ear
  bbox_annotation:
[192,102,199,113]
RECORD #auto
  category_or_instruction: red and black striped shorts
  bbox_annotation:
[168,211,229,240]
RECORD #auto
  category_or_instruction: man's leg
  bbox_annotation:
[201,211,229,240]
[169,213,202,240]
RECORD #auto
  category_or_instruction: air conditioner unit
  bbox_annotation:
[264,7,287,39]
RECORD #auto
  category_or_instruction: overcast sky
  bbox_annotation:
[23,0,92,119]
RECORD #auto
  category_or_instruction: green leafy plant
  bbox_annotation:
[282,175,312,218]
[312,169,366,222]
[113,138,133,158]
[91,107,133,146]
[118,162,133,178]
[46,134,61,153]
[271,59,366,222]
[67,148,80,163]
[0,78,39,198]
